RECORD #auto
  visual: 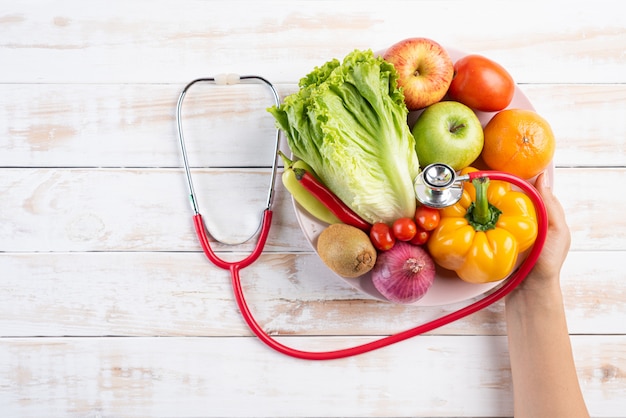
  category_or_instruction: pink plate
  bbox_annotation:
[292,46,553,306]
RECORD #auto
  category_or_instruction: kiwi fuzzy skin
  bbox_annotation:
[316,224,377,278]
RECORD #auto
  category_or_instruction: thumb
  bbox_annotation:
[535,171,554,203]
[535,170,571,246]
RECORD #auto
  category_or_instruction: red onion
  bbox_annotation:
[371,241,436,304]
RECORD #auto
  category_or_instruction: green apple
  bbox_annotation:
[411,101,484,171]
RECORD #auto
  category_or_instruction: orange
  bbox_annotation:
[481,109,555,179]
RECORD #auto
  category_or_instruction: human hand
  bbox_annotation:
[516,171,571,292]
[504,172,589,418]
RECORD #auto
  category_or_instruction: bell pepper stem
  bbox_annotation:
[466,177,501,231]
[472,177,491,225]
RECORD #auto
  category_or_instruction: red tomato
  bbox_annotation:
[409,227,430,246]
[392,217,417,241]
[448,54,515,112]
[415,205,440,231]
[370,222,396,251]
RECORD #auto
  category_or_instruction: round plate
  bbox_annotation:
[292,46,552,306]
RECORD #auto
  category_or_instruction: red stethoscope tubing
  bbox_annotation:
[195,170,549,360]
[193,211,273,271]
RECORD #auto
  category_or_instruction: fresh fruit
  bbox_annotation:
[412,101,484,171]
[371,241,436,304]
[481,109,555,179]
[392,217,417,241]
[383,37,454,110]
[409,227,430,246]
[317,224,377,278]
[414,205,440,231]
[370,222,396,251]
[448,54,515,112]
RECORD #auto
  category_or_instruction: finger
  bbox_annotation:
[535,172,571,248]
[535,172,561,219]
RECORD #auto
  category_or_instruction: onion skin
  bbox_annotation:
[371,242,436,304]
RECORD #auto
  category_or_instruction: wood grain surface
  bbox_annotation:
[1,1,624,417]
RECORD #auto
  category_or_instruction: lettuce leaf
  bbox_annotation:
[269,49,420,225]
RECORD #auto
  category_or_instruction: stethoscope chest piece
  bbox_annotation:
[414,163,469,208]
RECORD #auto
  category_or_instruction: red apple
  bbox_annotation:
[383,38,454,110]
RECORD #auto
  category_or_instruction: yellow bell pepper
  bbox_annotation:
[427,167,538,283]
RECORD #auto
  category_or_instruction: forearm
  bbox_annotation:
[505,283,589,418]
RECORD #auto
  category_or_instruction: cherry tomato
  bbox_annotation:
[409,227,430,246]
[392,217,417,241]
[448,54,515,112]
[370,222,396,251]
[415,205,440,231]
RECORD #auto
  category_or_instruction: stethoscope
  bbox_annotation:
[175,74,549,361]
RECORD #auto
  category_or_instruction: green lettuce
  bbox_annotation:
[268,49,420,224]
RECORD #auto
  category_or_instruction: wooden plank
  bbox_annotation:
[0,335,622,417]
[0,167,624,252]
[0,83,291,168]
[0,250,623,338]
[0,167,308,252]
[522,84,626,168]
[555,168,626,251]
[1,1,623,417]
[1,1,624,84]
[1,83,625,168]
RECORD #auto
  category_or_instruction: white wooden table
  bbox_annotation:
[1,1,625,416]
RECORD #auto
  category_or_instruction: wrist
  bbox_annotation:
[505,279,563,313]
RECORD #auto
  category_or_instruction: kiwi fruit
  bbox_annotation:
[316,224,377,278]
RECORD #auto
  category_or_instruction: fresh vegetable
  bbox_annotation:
[414,204,440,231]
[369,222,396,251]
[409,227,430,246]
[371,241,436,304]
[448,54,515,112]
[317,224,377,278]
[392,217,417,242]
[427,167,538,283]
[278,151,340,225]
[293,167,371,231]
[268,49,421,225]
